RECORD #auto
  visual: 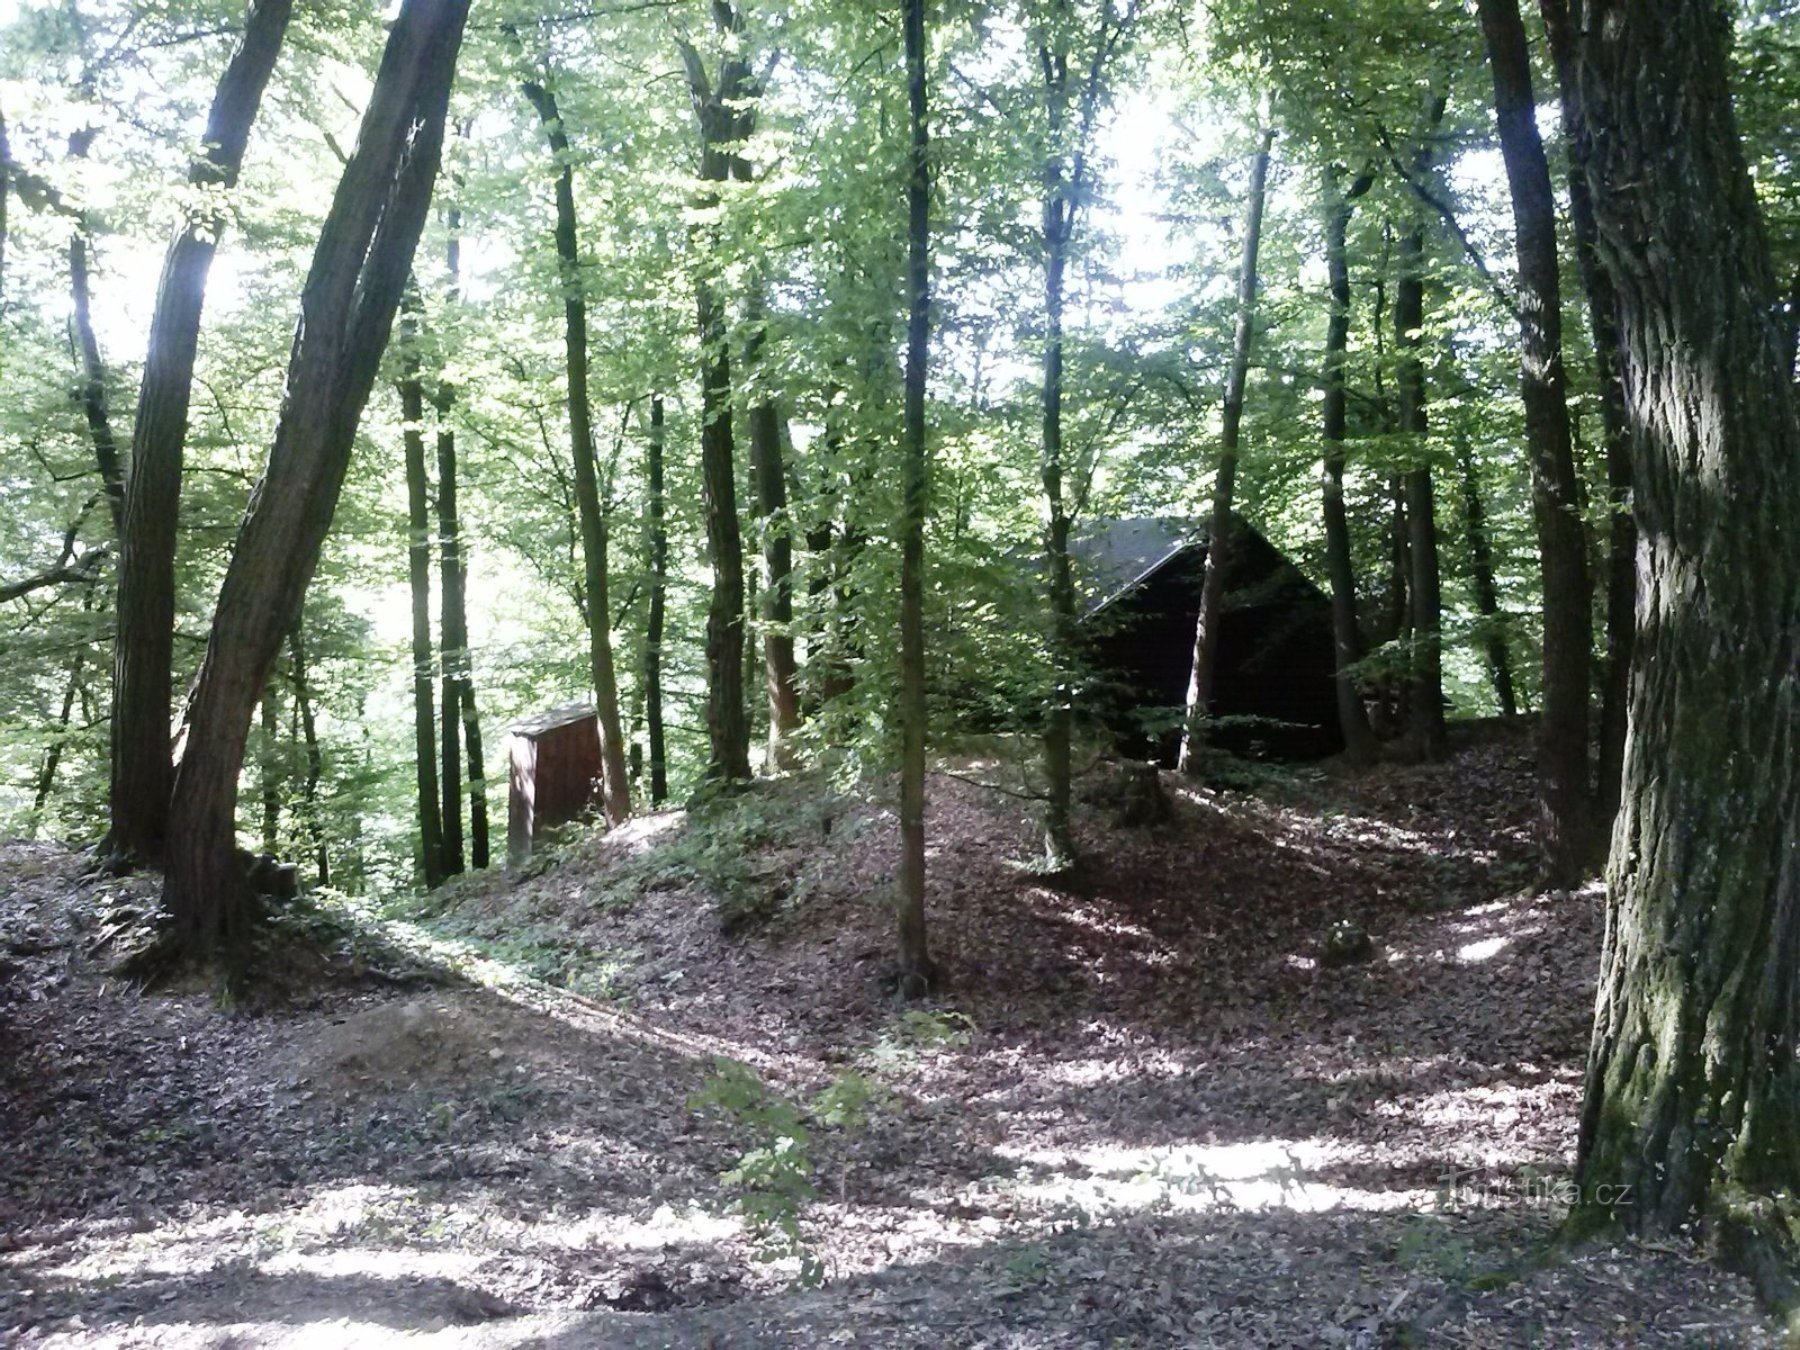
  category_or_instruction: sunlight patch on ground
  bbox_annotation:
[1375,1081,1577,1138]
[26,1181,741,1302]
[983,1138,1427,1216]
[1038,1052,1188,1088]
[1456,935,1513,963]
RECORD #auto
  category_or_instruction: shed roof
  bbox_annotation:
[1071,516,1203,618]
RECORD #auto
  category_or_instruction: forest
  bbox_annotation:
[2,0,1799,1343]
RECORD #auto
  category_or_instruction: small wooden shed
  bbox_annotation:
[1074,515,1343,761]
[506,703,603,866]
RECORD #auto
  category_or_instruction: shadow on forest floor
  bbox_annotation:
[0,722,1781,1345]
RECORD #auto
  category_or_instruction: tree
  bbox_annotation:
[896,0,935,995]
[106,0,292,869]
[1540,0,1633,827]
[1474,0,1592,883]
[1030,0,1142,867]
[1570,0,1800,1309]
[1318,165,1381,762]
[678,4,756,785]
[154,0,471,968]
[1393,95,1448,762]
[399,298,446,885]
[520,69,631,827]
[1177,123,1274,773]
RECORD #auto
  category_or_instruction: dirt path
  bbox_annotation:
[0,731,1779,1346]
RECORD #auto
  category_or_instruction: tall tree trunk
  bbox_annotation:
[1320,166,1380,763]
[520,76,632,825]
[288,622,328,886]
[745,307,801,769]
[108,0,291,868]
[433,128,468,876]
[896,0,934,994]
[645,394,669,804]
[1038,56,1077,869]
[677,11,756,786]
[1570,0,1800,1308]
[1541,0,1634,829]
[258,685,280,856]
[1455,437,1518,717]
[32,639,87,828]
[400,301,446,886]
[1476,0,1594,884]
[158,0,469,969]
[1178,126,1275,772]
[1393,97,1448,762]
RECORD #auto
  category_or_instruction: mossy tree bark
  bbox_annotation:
[1570,0,1800,1312]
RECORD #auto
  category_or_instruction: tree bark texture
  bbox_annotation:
[108,0,292,867]
[521,76,631,826]
[161,0,469,962]
[1178,127,1274,773]
[1477,0,1594,884]
[1320,166,1380,762]
[1570,0,1800,1308]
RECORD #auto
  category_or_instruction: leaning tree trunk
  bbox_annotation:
[1570,0,1800,1311]
[159,0,469,967]
[1540,0,1634,829]
[1319,165,1380,763]
[895,0,935,995]
[521,76,631,825]
[1476,0,1594,884]
[1455,437,1518,718]
[108,0,291,868]
[400,301,446,887]
[1178,126,1274,773]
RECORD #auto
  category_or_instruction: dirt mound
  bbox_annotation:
[284,991,534,1095]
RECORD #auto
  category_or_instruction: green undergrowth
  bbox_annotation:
[394,772,873,988]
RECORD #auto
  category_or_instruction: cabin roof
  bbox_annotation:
[1071,515,1203,618]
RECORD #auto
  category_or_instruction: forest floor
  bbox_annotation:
[0,721,1782,1348]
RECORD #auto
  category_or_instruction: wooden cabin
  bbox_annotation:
[1073,516,1343,761]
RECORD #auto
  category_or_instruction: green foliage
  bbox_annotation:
[689,1055,891,1287]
